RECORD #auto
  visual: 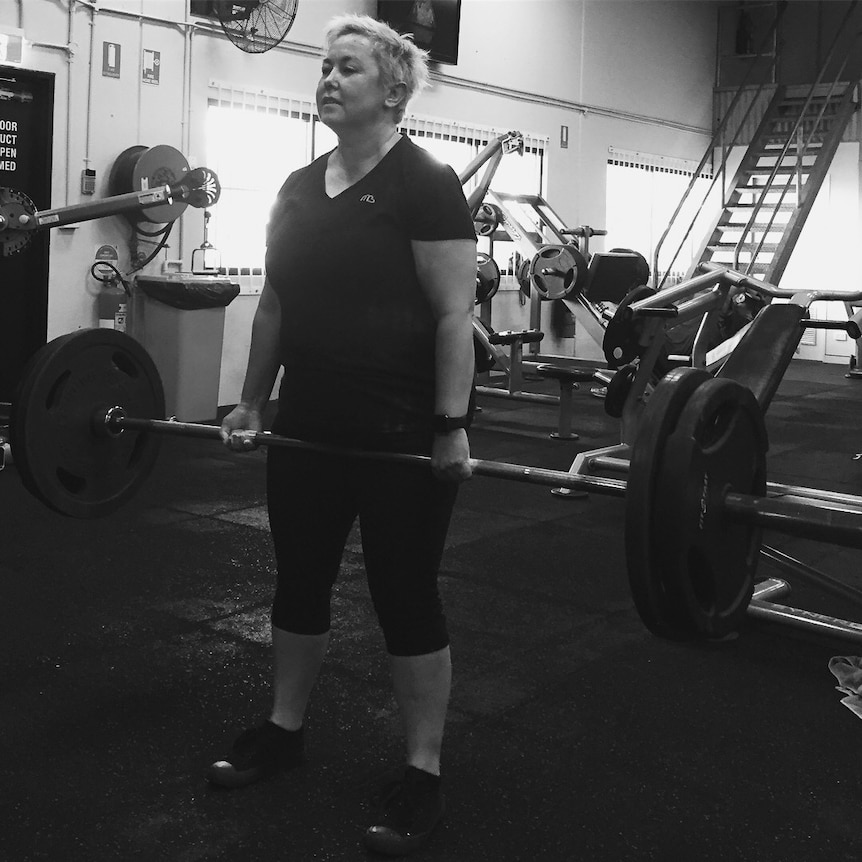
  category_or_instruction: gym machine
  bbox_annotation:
[0,152,221,470]
[457,132,649,437]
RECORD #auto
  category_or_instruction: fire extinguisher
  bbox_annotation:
[97,276,131,332]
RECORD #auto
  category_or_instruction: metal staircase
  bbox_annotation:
[654,0,862,292]
[695,80,859,283]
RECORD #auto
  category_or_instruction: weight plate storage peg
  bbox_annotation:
[654,377,767,638]
[10,329,166,518]
[625,366,713,639]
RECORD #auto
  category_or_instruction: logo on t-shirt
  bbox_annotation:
[359,194,376,204]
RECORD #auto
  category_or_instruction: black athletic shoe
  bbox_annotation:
[206,721,304,789]
[363,766,445,857]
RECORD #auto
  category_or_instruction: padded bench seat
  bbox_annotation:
[535,363,599,440]
[488,329,545,347]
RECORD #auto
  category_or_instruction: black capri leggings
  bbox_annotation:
[266,444,459,657]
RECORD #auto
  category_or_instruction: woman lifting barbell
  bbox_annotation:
[210,13,477,857]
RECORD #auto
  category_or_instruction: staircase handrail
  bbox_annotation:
[736,8,861,272]
[652,0,787,290]
[654,79,776,289]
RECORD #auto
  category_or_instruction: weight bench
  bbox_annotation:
[534,364,599,440]
[487,328,545,392]
[472,318,545,395]
[714,301,808,411]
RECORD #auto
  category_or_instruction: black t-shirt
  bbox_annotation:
[265,135,476,446]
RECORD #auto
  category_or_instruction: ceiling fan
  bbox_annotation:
[213,0,298,54]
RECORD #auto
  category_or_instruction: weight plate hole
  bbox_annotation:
[688,548,717,613]
[700,404,734,449]
[45,370,70,411]
[56,467,86,496]
[111,350,141,380]
[127,432,148,469]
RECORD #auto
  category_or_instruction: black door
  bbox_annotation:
[0,66,54,403]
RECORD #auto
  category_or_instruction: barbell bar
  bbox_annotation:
[102,407,630,496]
[8,329,862,641]
[101,411,862,550]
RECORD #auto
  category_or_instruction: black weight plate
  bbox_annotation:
[133,144,191,224]
[473,202,500,237]
[604,363,637,419]
[603,285,657,369]
[10,329,165,518]
[516,258,532,298]
[654,378,766,638]
[625,366,712,639]
[530,245,588,300]
[475,252,501,305]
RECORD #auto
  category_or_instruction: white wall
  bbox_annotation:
[5,0,722,406]
[784,142,861,364]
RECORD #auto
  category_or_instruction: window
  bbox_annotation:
[205,82,547,282]
[606,148,713,286]
[205,105,311,270]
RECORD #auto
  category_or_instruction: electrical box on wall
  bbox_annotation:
[81,168,95,195]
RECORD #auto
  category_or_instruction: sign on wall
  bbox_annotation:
[142,50,160,85]
[102,42,121,78]
[0,67,54,402]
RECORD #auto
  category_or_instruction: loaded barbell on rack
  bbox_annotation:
[6,328,862,642]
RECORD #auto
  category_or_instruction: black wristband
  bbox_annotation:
[433,413,469,433]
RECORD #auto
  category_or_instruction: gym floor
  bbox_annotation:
[2,359,862,862]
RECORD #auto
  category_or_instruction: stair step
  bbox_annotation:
[763,136,826,146]
[720,220,791,230]
[729,202,796,211]
[777,107,841,119]
[734,183,796,195]
[711,242,779,252]
[751,161,818,171]
[744,166,811,176]
[758,143,823,152]
[769,117,834,135]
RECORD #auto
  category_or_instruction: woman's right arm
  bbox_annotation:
[220,278,282,447]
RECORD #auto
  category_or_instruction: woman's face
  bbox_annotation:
[316,34,391,132]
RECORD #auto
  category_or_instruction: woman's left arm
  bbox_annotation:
[413,237,477,483]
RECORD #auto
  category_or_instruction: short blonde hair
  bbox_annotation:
[323,14,430,121]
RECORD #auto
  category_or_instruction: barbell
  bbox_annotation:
[7,328,862,641]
